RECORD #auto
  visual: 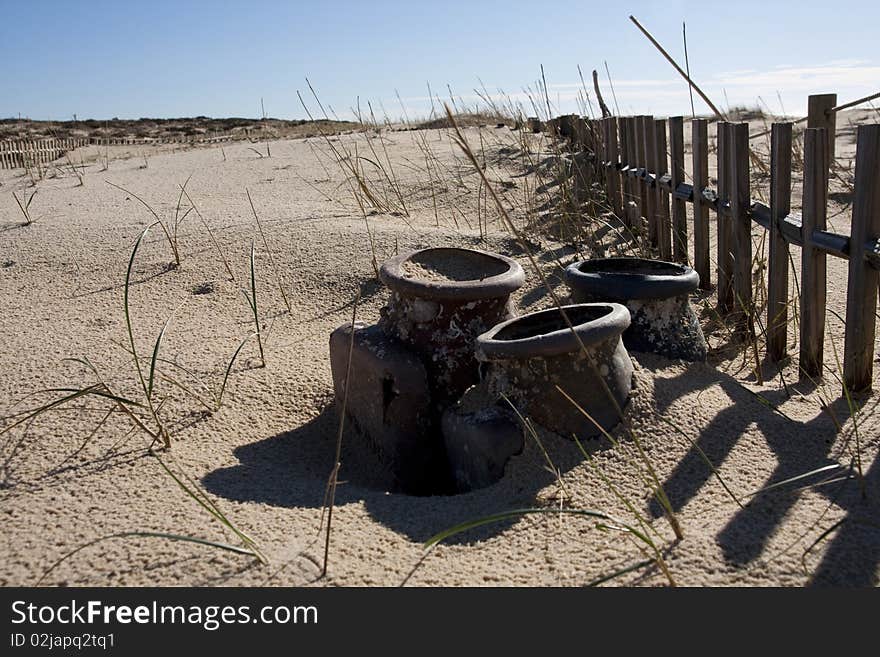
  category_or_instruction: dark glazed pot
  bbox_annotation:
[564,257,707,362]
[379,247,525,408]
[474,303,633,440]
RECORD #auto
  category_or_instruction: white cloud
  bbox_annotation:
[385,60,878,122]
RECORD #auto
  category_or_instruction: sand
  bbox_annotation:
[0,115,878,587]
[401,257,495,283]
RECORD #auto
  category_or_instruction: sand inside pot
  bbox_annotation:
[400,250,508,283]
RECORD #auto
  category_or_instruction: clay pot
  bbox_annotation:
[379,247,525,408]
[474,303,633,439]
[564,257,707,362]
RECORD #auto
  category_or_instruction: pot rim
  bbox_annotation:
[380,247,525,302]
[564,257,699,300]
[476,302,630,360]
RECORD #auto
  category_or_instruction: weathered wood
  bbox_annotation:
[767,123,793,363]
[618,117,630,225]
[716,122,734,311]
[669,116,687,263]
[607,118,622,217]
[807,93,837,180]
[644,115,657,247]
[593,70,611,118]
[625,117,640,228]
[634,116,647,235]
[799,128,828,380]
[844,125,880,392]
[654,119,673,261]
[729,122,753,333]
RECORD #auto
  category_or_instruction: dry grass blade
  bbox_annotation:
[124,223,171,448]
[12,188,38,224]
[180,185,236,281]
[36,532,260,586]
[106,180,180,266]
[322,291,359,578]
[215,333,257,411]
[241,241,265,367]
[150,449,266,563]
[247,188,291,313]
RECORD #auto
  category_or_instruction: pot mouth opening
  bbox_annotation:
[493,304,610,341]
[575,257,689,277]
[400,248,510,283]
[380,247,525,301]
[476,303,630,360]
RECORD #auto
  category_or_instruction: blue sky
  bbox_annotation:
[2,0,878,121]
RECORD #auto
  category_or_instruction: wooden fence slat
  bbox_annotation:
[799,128,828,380]
[619,117,629,222]
[767,122,793,362]
[654,118,671,259]
[634,116,647,235]
[730,122,753,333]
[606,118,622,218]
[807,93,837,182]
[593,119,604,194]
[625,117,639,228]
[843,124,880,392]
[692,119,711,288]
[717,122,734,311]
[644,116,658,247]
[669,116,687,263]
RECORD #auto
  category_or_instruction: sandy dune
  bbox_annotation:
[0,118,877,587]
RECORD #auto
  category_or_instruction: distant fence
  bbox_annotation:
[0,138,89,169]
[540,93,880,394]
[0,133,241,170]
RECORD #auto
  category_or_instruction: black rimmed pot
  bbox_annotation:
[379,247,525,409]
[564,257,707,362]
[473,303,633,439]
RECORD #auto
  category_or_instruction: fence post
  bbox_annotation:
[594,119,605,191]
[644,116,658,248]
[654,118,671,259]
[634,116,648,236]
[843,124,880,393]
[669,116,687,263]
[716,122,734,311]
[625,117,640,229]
[606,118,622,218]
[807,93,837,182]
[730,122,753,333]
[767,122,793,362]
[619,117,631,226]
[799,128,828,380]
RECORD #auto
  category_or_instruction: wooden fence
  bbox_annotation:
[547,94,880,394]
[0,138,89,169]
[0,133,239,170]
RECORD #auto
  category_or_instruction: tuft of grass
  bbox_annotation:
[424,506,675,587]
[12,188,38,225]
[241,242,265,367]
[106,180,182,267]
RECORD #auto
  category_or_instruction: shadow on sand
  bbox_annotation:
[642,355,879,585]
[203,403,597,545]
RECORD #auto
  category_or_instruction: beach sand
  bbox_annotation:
[1,115,877,586]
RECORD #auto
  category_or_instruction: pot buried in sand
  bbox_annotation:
[329,246,525,495]
[467,303,633,442]
[378,247,525,407]
[564,257,707,362]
